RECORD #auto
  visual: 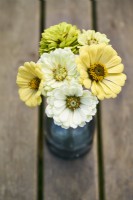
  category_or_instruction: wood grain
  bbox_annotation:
[46,0,92,29]
[44,0,98,200]
[0,0,39,199]
[97,0,133,199]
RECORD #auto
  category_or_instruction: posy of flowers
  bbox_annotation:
[16,22,126,129]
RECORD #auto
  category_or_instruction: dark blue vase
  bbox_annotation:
[44,116,95,159]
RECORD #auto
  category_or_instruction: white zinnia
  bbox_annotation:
[45,80,98,129]
[37,48,79,95]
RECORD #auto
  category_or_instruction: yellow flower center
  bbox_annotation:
[53,65,67,82]
[88,63,108,81]
[29,77,40,90]
[88,39,98,45]
[66,96,80,110]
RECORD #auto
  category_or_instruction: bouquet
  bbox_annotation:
[16,22,126,129]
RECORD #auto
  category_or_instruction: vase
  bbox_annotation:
[44,116,95,159]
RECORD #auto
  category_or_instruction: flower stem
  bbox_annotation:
[37,1,46,200]
[90,0,105,200]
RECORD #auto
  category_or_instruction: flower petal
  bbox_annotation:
[108,64,124,73]
[106,56,122,68]
[80,51,90,67]
[106,73,126,86]
[19,88,34,101]
[92,82,105,100]
[59,108,70,122]
[54,90,66,100]
[99,45,117,64]
[73,109,82,125]
[91,81,98,96]
[45,105,53,117]
[88,45,98,65]
[83,79,91,89]
[103,79,121,94]
[54,100,66,107]
[53,105,66,115]
[99,81,116,98]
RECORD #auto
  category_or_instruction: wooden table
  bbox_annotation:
[0,0,133,200]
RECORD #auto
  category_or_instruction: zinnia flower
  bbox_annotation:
[46,80,98,129]
[76,44,127,100]
[39,22,80,55]
[38,48,79,95]
[16,62,45,107]
[78,30,110,46]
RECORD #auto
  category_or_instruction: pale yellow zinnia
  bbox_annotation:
[76,44,127,100]
[78,30,110,46]
[16,62,45,107]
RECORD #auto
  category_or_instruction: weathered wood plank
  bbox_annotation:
[44,1,98,200]
[0,0,39,199]
[97,0,133,199]
[46,0,92,29]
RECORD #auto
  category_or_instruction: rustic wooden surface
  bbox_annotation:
[0,0,39,200]
[1,0,133,200]
[98,0,133,199]
[45,1,98,200]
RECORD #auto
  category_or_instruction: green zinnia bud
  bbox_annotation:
[39,22,80,55]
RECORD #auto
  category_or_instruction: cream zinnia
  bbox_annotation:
[78,30,110,46]
[45,80,98,129]
[38,48,79,95]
